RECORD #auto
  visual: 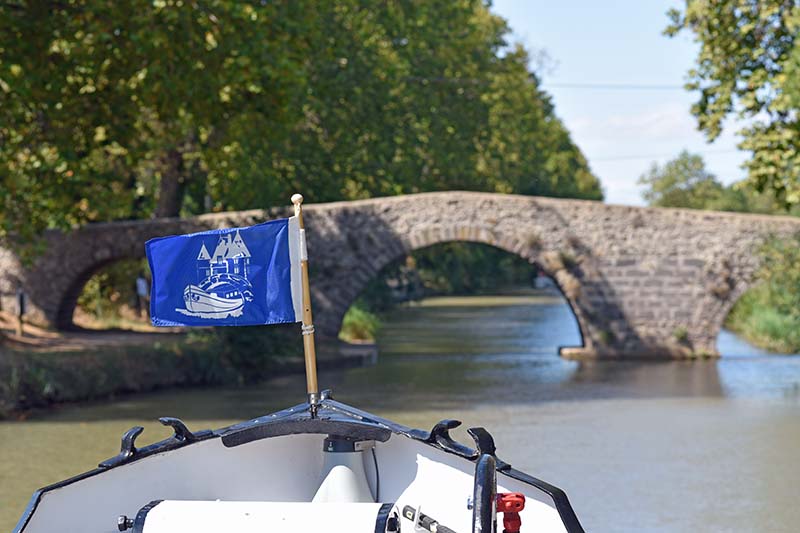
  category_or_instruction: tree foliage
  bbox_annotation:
[666,1,800,205]
[638,150,725,209]
[178,0,604,206]
[639,150,800,214]
[759,234,800,318]
[0,0,601,245]
[0,0,313,239]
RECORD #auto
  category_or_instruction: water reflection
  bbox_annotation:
[26,288,800,423]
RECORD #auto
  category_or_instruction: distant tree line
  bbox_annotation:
[638,150,800,216]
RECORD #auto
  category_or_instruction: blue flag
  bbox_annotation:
[145,217,303,327]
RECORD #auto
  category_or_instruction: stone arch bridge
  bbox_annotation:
[2,192,799,358]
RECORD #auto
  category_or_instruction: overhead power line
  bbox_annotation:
[543,82,685,90]
[591,149,741,163]
[402,77,689,92]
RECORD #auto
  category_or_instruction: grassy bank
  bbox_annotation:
[724,235,800,355]
[0,326,308,419]
[0,340,222,417]
[725,284,800,354]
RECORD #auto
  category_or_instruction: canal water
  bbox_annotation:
[2,288,800,532]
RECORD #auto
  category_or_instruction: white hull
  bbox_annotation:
[14,398,584,533]
[177,285,244,318]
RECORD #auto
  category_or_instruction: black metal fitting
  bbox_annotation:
[308,392,321,418]
[472,454,497,533]
[386,515,400,532]
[323,435,358,452]
[426,419,477,458]
[467,427,496,456]
[99,426,143,468]
[117,515,133,531]
[159,417,197,443]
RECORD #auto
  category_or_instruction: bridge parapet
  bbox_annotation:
[2,192,798,358]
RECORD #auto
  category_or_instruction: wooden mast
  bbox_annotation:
[291,194,320,408]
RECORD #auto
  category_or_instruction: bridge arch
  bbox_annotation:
[56,255,145,330]
[321,224,588,352]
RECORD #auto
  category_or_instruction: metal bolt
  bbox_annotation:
[118,515,134,531]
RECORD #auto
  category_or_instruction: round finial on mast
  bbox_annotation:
[291,193,304,217]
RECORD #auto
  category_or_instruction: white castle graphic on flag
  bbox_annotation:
[176,230,255,319]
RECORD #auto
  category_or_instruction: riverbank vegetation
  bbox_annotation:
[339,305,382,343]
[725,236,800,354]
[0,325,316,418]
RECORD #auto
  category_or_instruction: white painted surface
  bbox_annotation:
[22,435,322,533]
[139,501,391,533]
[21,432,565,533]
[312,451,375,503]
[287,215,303,321]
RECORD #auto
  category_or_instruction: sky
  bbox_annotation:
[490,0,749,206]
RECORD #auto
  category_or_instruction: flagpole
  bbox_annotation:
[291,194,320,413]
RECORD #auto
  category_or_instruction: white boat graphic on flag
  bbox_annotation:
[176,231,255,319]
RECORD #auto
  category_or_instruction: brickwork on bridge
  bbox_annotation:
[2,192,800,358]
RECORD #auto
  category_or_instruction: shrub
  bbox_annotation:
[725,234,800,353]
[673,326,689,344]
[339,304,381,342]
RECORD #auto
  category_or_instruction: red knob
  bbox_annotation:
[497,493,526,533]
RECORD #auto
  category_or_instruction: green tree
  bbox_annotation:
[639,151,800,214]
[665,1,800,205]
[638,151,726,209]
[1,0,601,247]
[0,0,313,240]
[256,1,603,205]
[481,44,602,200]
